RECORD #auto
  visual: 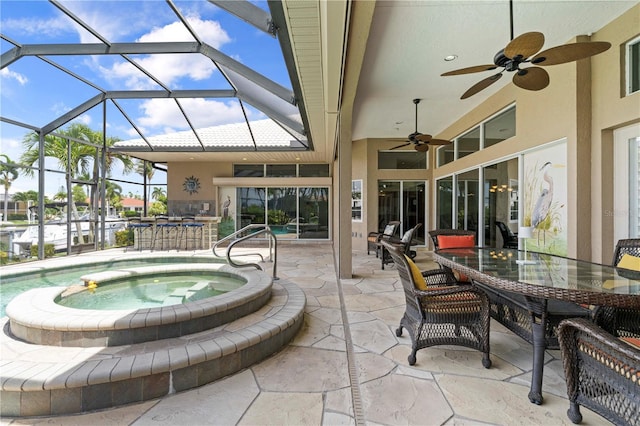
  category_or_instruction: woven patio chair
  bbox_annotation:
[380,223,422,270]
[381,240,491,368]
[428,228,476,250]
[593,238,640,338]
[367,220,400,256]
[558,318,640,425]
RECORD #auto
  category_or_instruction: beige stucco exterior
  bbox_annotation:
[163,4,639,273]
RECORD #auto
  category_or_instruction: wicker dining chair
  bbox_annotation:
[594,238,640,338]
[367,220,400,256]
[558,318,640,426]
[379,223,422,270]
[381,240,491,368]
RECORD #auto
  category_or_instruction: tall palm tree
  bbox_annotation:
[135,160,155,209]
[151,186,166,201]
[21,123,134,242]
[0,154,20,222]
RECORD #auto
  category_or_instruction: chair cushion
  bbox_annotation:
[621,337,640,349]
[383,224,396,235]
[437,234,475,249]
[436,234,474,282]
[617,253,640,271]
[405,255,428,291]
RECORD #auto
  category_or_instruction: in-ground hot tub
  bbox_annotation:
[6,264,273,347]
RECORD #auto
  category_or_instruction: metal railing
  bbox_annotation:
[212,224,278,280]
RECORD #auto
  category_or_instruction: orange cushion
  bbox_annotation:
[437,234,475,249]
[621,337,640,349]
[436,235,474,282]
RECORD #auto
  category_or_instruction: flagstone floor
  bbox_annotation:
[0,243,604,425]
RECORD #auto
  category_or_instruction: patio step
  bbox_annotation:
[0,280,305,417]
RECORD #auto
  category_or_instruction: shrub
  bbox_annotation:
[0,251,8,265]
[115,229,133,247]
[7,213,28,221]
[124,210,141,218]
[30,244,55,258]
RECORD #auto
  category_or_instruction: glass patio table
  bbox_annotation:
[432,247,640,405]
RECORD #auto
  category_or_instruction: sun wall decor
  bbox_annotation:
[183,175,200,195]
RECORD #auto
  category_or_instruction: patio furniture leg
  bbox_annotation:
[528,312,546,405]
[567,401,582,424]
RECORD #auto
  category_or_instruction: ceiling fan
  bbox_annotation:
[441,0,611,99]
[391,99,451,152]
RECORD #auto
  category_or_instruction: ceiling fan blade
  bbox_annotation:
[441,65,497,76]
[391,142,411,150]
[504,32,545,60]
[414,134,432,143]
[531,41,611,66]
[461,72,503,99]
[512,67,549,91]
[414,144,429,152]
[427,138,452,146]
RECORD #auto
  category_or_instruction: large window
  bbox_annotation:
[234,164,330,177]
[236,186,329,239]
[457,170,479,232]
[437,105,516,166]
[627,35,640,96]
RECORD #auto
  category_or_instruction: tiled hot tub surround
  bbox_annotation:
[6,264,272,347]
[0,279,306,417]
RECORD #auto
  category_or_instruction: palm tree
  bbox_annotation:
[21,123,134,243]
[135,160,155,211]
[104,180,123,215]
[0,155,20,222]
[151,186,166,201]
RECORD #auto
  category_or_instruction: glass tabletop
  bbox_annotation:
[434,247,640,297]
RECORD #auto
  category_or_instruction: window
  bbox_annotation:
[352,180,362,221]
[299,164,329,177]
[437,105,516,166]
[378,151,427,169]
[436,177,453,229]
[484,107,516,148]
[457,127,480,159]
[234,164,264,177]
[266,164,296,177]
[627,35,640,95]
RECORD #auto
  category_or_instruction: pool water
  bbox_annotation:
[57,272,245,310]
[0,257,218,317]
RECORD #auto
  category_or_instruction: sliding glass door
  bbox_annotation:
[378,180,426,245]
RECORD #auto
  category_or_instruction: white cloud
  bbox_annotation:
[96,16,231,90]
[137,98,245,133]
[1,16,71,38]
[0,68,28,85]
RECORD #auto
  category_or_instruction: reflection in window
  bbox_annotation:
[266,164,296,177]
[457,127,480,159]
[378,151,427,169]
[483,158,518,248]
[299,164,330,177]
[377,181,400,233]
[437,177,453,229]
[484,107,516,148]
[437,145,455,167]
[234,164,264,177]
[352,180,362,221]
[236,186,329,239]
[299,187,329,239]
[457,169,479,234]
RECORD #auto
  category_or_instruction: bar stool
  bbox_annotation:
[127,217,152,251]
[180,215,204,250]
[152,215,180,251]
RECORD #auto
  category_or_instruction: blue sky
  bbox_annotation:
[0,0,291,197]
